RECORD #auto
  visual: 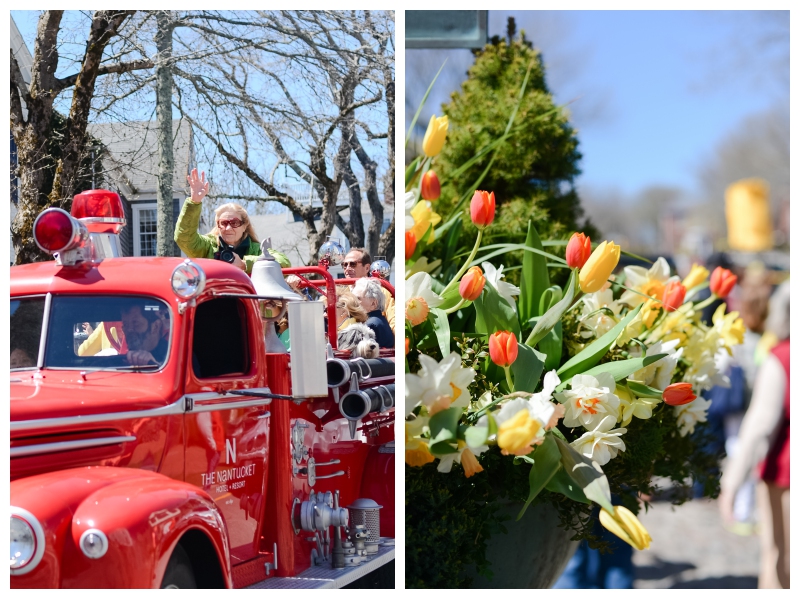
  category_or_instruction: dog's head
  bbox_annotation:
[337,323,378,358]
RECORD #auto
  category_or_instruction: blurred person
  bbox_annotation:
[120,304,170,366]
[342,247,395,333]
[329,291,368,331]
[77,321,127,356]
[175,168,290,274]
[719,280,790,589]
[352,278,393,349]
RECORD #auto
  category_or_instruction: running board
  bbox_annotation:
[246,544,394,589]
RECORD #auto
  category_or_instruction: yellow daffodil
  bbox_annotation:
[579,241,621,293]
[599,505,652,550]
[712,304,745,349]
[619,257,672,307]
[405,418,435,466]
[422,114,449,157]
[436,440,487,477]
[406,444,435,467]
[682,263,709,289]
[410,200,441,244]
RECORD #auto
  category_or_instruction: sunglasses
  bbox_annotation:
[342,261,364,268]
[218,219,244,229]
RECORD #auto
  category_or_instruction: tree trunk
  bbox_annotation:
[155,11,177,257]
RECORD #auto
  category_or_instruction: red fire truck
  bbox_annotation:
[10,190,396,588]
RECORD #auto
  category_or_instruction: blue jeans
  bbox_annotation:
[552,520,634,588]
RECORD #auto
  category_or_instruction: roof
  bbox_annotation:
[10,256,253,299]
[86,119,194,201]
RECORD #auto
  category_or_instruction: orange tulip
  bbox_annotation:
[405,231,417,260]
[459,266,486,301]
[566,232,592,269]
[663,382,696,406]
[661,280,686,312]
[470,190,496,229]
[709,267,737,298]
[488,330,518,367]
[420,170,441,201]
[405,337,409,356]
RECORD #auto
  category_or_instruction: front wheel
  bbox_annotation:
[161,545,197,589]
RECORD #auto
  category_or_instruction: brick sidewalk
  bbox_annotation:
[633,497,760,588]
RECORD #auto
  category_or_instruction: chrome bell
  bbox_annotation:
[369,256,391,279]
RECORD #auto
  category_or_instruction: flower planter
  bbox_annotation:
[462,501,579,588]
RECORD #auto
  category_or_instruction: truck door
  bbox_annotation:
[183,295,270,565]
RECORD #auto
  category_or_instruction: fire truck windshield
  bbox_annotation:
[10,295,172,371]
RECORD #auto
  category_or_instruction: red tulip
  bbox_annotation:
[488,330,518,367]
[566,232,592,269]
[420,170,441,201]
[459,266,486,301]
[661,280,686,312]
[663,383,696,406]
[470,190,496,230]
[709,267,737,298]
[405,231,417,260]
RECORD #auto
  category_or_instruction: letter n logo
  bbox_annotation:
[225,438,237,464]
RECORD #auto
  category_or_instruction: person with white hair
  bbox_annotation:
[352,278,393,348]
[719,279,790,588]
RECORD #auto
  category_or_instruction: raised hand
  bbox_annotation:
[187,168,210,204]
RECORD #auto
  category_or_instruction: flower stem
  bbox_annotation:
[504,365,514,393]
[444,298,467,314]
[441,229,483,297]
[692,294,719,312]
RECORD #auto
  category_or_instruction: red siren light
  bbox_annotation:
[71,189,125,233]
[33,208,87,254]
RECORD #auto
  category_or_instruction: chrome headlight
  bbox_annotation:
[10,507,45,575]
[171,259,206,300]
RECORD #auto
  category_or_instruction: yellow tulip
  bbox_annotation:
[410,200,441,244]
[599,505,652,550]
[579,241,621,293]
[682,263,709,289]
[422,115,449,157]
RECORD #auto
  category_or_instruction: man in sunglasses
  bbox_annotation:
[342,247,395,334]
[175,168,290,274]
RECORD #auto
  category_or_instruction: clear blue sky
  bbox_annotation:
[407,10,789,197]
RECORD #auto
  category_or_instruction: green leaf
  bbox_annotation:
[429,407,461,443]
[554,437,614,513]
[464,423,489,448]
[437,283,463,311]
[538,321,562,371]
[525,269,577,347]
[555,354,668,392]
[510,343,545,393]
[405,157,421,188]
[557,304,643,380]
[627,380,664,400]
[441,216,463,274]
[464,243,566,267]
[519,221,550,325]
[473,282,520,338]
[429,440,458,456]
[545,467,591,504]
[538,286,563,316]
[517,435,561,520]
[429,308,452,360]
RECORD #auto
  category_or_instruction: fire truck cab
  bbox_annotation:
[10,190,396,589]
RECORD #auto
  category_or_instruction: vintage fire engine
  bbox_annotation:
[10,190,396,588]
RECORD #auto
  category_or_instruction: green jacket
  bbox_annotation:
[174,199,291,274]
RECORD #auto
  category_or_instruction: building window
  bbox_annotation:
[132,204,158,257]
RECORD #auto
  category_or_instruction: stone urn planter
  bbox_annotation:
[462,501,579,588]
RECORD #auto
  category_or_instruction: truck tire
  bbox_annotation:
[161,545,197,589]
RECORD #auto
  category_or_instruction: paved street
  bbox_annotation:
[633,495,760,588]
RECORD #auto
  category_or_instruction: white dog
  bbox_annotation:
[337,323,380,359]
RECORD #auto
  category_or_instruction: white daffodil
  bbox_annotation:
[493,397,551,455]
[628,339,682,390]
[674,395,712,436]
[405,352,475,416]
[482,261,521,313]
[405,271,443,326]
[619,257,675,307]
[437,440,489,477]
[556,372,621,430]
[579,289,622,339]
[617,385,660,427]
[405,256,442,277]
[405,191,417,231]
[570,415,627,466]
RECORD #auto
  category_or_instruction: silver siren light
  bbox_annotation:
[369,256,391,279]
[318,236,345,266]
[250,239,303,354]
